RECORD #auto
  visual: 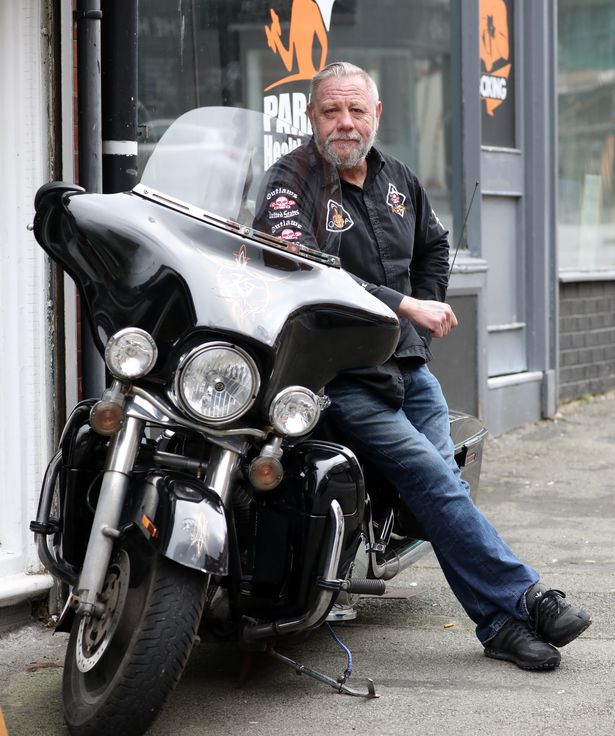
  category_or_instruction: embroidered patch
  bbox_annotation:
[326,199,354,232]
[266,191,300,219]
[279,228,302,240]
[269,195,296,211]
[386,183,406,217]
[271,218,302,235]
[266,187,299,201]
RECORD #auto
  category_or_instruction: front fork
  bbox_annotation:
[74,413,242,618]
[75,415,144,617]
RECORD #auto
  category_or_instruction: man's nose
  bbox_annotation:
[337,108,355,129]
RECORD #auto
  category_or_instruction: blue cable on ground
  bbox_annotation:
[325,622,353,684]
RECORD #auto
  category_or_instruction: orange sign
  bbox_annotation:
[264,0,335,91]
[479,0,511,116]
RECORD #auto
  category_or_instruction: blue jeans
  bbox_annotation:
[326,364,539,644]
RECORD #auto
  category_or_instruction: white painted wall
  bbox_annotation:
[0,0,57,605]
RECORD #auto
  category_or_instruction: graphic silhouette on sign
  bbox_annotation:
[264,0,336,91]
[480,0,511,116]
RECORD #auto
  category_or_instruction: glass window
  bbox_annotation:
[558,0,615,271]
[138,0,455,232]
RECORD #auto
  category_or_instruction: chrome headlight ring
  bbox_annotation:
[269,386,329,437]
[174,342,260,425]
[105,328,158,380]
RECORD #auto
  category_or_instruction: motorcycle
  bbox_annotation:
[31,107,487,736]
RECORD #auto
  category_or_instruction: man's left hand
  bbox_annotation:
[396,296,458,338]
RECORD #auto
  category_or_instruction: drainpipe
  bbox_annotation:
[101,0,138,193]
[75,0,105,396]
[76,0,102,193]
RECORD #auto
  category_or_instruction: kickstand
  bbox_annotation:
[267,646,379,699]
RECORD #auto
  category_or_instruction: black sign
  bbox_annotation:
[480,0,515,148]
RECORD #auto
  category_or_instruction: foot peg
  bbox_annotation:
[318,576,386,596]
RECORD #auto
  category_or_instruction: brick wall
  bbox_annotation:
[559,280,615,401]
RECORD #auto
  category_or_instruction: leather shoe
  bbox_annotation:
[484,618,561,670]
[526,582,591,648]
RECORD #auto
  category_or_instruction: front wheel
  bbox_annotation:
[63,535,208,736]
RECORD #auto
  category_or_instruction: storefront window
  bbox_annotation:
[138,0,455,231]
[558,0,615,271]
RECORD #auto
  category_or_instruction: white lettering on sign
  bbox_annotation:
[263,93,313,169]
[263,93,312,134]
[480,75,508,102]
[263,135,303,170]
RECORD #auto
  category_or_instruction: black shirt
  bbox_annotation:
[254,140,450,407]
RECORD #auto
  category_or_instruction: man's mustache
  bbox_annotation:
[326,132,362,143]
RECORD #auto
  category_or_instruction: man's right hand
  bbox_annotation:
[397,296,458,338]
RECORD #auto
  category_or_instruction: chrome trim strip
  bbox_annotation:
[242,499,345,643]
[127,386,267,442]
[131,183,340,268]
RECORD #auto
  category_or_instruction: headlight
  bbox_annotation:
[269,386,325,437]
[175,343,260,424]
[105,328,158,379]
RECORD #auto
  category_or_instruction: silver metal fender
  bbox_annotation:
[131,470,228,575]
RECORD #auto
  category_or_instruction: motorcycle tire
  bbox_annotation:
[62,534,208,736]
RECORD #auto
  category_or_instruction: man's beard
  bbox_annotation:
[313,127,377,170]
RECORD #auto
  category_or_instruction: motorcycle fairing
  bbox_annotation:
[33,184,399,400]
[130,470,228,575]
[241,440,363,620]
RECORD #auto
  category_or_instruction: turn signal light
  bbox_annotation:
[90,400,125,435]
[141,514,159,539]
[248,455,284,490]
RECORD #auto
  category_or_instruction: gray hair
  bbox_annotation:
[309,62,380,108]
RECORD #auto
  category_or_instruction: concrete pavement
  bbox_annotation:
[1,392,614,735]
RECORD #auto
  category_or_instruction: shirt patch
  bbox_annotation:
[269,195,296,211]
[386,183,406,217]
[326,199,354,232]
[266,187,299,201]
[271,218,303,235]
[279,228,302,240]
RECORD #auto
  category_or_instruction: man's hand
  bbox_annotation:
[397,296,458,337]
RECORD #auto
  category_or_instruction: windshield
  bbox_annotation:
[32,106,399,391]
[137,106,341,256]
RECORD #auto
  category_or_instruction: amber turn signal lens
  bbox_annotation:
[141,514,159,539]
[90,400,124,435]
[248,456,284,490]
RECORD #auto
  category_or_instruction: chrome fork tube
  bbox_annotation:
[76,416,144,616]
[203,445,244,506]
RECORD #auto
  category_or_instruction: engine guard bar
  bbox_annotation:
[30,449,79,586]
[242,499,345,643]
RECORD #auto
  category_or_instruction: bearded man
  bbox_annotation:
[254,61,591,670]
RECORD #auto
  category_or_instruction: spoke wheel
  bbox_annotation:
[63,535,207,736]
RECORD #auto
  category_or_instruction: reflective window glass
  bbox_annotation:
[558,0,615,271]
[138,0,454,232]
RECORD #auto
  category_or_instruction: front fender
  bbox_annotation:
[130,470,228,575]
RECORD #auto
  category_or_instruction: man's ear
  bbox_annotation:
[375,100,383,127]
[307,103,314,123]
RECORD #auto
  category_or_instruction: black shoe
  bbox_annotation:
[484,619,561,670]
[526,582,592,648]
